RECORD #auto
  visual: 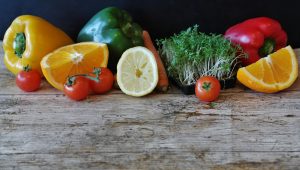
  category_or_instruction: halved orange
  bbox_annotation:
[237,46,298,93]
[41,42,108,91]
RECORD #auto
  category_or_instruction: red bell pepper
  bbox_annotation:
[225,17,287,66]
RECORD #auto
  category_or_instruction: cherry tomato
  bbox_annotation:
[90,67,114,94]
[195,76,221,102]
[16,69,41,92]
[64,76,90,101]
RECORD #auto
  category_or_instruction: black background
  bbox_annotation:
[0,0,299,46]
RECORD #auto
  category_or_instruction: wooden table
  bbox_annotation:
[0,41,300,170]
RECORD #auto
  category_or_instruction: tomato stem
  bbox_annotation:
[202,82,211,91]
[93,67,102,81]
[66,76,77,87]
[23,65,31,72]
[65,68,103,86]
[208,102,216,108]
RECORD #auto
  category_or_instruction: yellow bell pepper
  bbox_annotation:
[3,15,73,75]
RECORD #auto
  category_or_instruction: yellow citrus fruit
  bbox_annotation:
[117,46,158,97]
[41,42,108,91]
[237,45,298,93]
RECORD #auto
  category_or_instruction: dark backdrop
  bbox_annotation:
[1,0,300,46]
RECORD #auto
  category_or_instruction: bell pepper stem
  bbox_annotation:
[14,32,26,58]
[259,38,276,57]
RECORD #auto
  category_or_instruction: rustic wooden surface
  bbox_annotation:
[0,41,300,170]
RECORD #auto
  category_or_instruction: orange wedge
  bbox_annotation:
[237,46,298,93]
[41,42,108,91]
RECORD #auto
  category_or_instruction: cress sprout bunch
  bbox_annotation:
[157,25,246,86]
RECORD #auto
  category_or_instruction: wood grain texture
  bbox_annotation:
[0,42,300,169]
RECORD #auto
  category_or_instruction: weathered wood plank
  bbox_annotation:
[0,152,300,170]
[0,93,299,155]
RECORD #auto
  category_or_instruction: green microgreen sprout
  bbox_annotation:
[157,25,246,86]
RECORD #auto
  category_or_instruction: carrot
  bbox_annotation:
[143,30,169,92]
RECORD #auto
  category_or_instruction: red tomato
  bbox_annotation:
[64,76,90,101]
[90,67,114,94]
[195,76,221,102]
[16,69,41,92]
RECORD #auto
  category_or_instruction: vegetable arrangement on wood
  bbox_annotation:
[2,7,298,102]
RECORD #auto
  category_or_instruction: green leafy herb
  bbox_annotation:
[157,25,246,86]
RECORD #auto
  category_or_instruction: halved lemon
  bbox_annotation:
[237,45,298,93]
[41,42,108,91]
[117,46,158,97]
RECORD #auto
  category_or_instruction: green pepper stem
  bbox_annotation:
[259,38,276,57]
[14,32,26,58]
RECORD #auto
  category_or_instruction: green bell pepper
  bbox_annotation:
[77,7,144,72]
